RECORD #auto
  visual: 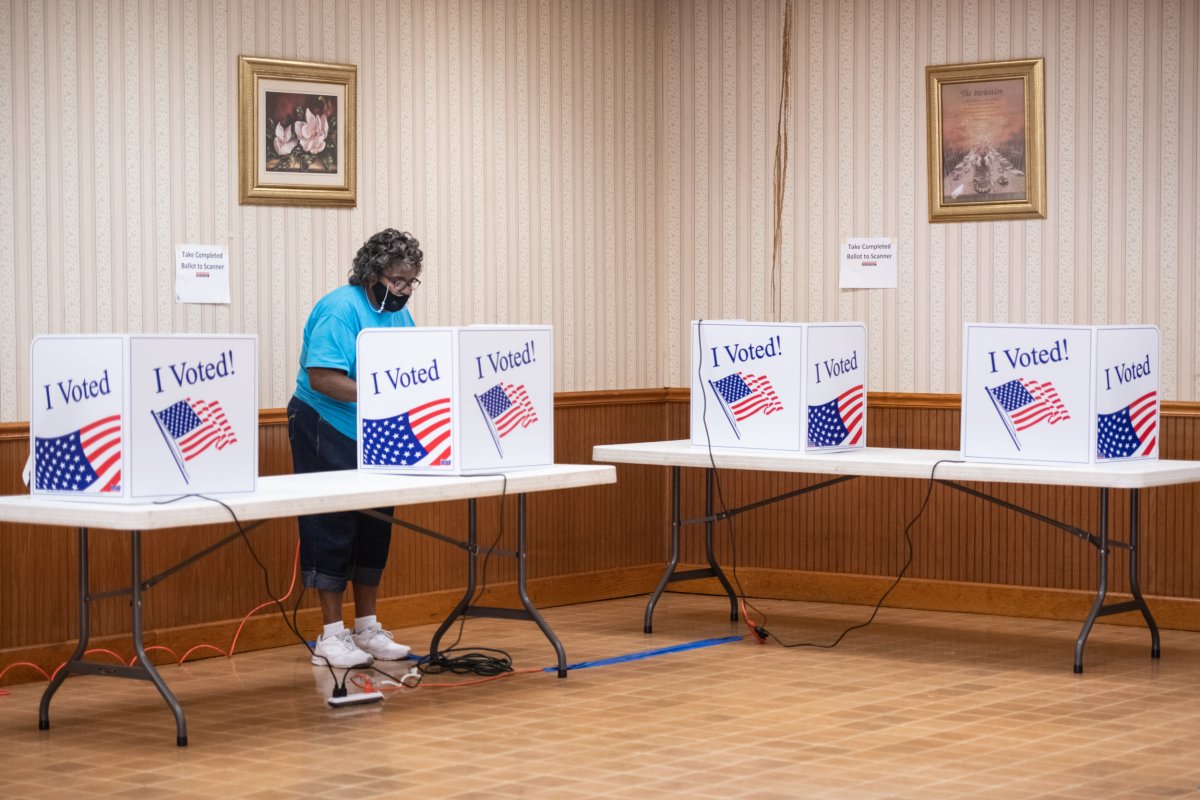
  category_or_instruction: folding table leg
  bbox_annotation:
[428,496,569,677]
[644,467,684,633]
[1126,490,1160,659]
[38,527,91,731]
[1075,490,1110,673]
[38,529,189,746]
[129,532,188,746]
[1074,488,1163,674]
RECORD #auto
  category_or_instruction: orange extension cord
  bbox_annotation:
[0,538,302,695]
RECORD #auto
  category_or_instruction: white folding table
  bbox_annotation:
[593,440,1200,673]
[0,464,615,746]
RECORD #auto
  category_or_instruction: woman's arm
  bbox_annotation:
[307,367,358,403]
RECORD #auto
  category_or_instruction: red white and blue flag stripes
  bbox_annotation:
[362,397,453,467]
[1097,390,1157,459]
[807,384,864,448]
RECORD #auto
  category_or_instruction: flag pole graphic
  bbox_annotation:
[707,379,741,440]
[986,386,1022,451]
[151,409,191,483]
[475,392,504,457]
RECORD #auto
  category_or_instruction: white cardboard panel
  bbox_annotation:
[30,334,259,500]
[690,320,867,453]
[357,326,554,474]
[961,324,1159,465]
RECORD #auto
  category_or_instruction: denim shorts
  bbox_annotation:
[287,396,392,592]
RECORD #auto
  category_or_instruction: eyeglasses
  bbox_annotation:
[380,274,421,293]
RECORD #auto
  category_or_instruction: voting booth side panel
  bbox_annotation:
[689,321,806,451]
[961,324,1095,465]
[127,335,259,498]
[1093,326,1160,463]
[804,323,869,453]
[455,326,554,473]
[30,335,130,500]
[357,328,459,474]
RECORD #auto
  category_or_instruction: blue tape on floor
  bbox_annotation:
[545,635,745,672]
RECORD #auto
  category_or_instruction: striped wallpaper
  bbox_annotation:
[0,0,1196,421]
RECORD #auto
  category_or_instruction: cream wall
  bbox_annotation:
[0,0,1196,422]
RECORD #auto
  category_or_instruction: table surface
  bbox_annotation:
[0,464,616,530]
[592,440,1200,490]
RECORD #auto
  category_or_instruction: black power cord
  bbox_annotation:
[414,472,515,681]
[695,319,964,649]
[764,458,962,649]
[695,319,771,638]
[154,493,358,695]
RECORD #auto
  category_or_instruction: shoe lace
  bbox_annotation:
[323,630,358,654]
[361,625,394,645]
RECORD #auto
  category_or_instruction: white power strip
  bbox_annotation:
[327,691,384,708]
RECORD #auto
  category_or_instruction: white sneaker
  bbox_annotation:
[352,623,412,661]
[311,629,374,668]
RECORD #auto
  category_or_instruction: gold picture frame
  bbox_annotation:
[925,58,1046,223]
[238,56,357,207]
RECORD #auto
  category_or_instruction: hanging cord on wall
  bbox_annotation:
[770,0,794,322]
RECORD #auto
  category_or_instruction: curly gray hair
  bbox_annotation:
[348,229,424,286]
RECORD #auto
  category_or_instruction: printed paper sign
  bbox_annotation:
[840,237,897,289]
[176,244,231,304]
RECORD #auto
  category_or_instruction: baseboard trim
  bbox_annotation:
[663,566,1200,632]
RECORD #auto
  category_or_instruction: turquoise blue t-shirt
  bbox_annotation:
[293,284,415,439]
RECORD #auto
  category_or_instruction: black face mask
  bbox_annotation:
[371,282,409,313]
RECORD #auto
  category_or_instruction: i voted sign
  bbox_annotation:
[1094,327,1159,461]
[31,334,258,500]
[961,324,1158,465]
[357,326,553,474]
[690,320,867,452]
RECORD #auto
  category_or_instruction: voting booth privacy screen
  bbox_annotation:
[357,326,554,474]
[690,320,867,452]
[30,334,259,500]
[961,324,1159,465]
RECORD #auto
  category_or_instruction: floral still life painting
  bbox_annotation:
[266,92,338,173]
[239,56,357,206]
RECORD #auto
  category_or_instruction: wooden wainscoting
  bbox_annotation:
[3,391,1200,686]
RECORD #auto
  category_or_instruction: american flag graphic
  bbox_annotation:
[35,414,123,493]
[986,378,1070,450]
[476,383,539,457]
[362,397,453,466]
[807,384,865,448]
[989,378,1070,429]
[1097,390,1157,459]
[710,373,783,422]
[155,398,238,462]
[478,383,538,437]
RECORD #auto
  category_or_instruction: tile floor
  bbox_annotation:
[1,594,1198,798]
